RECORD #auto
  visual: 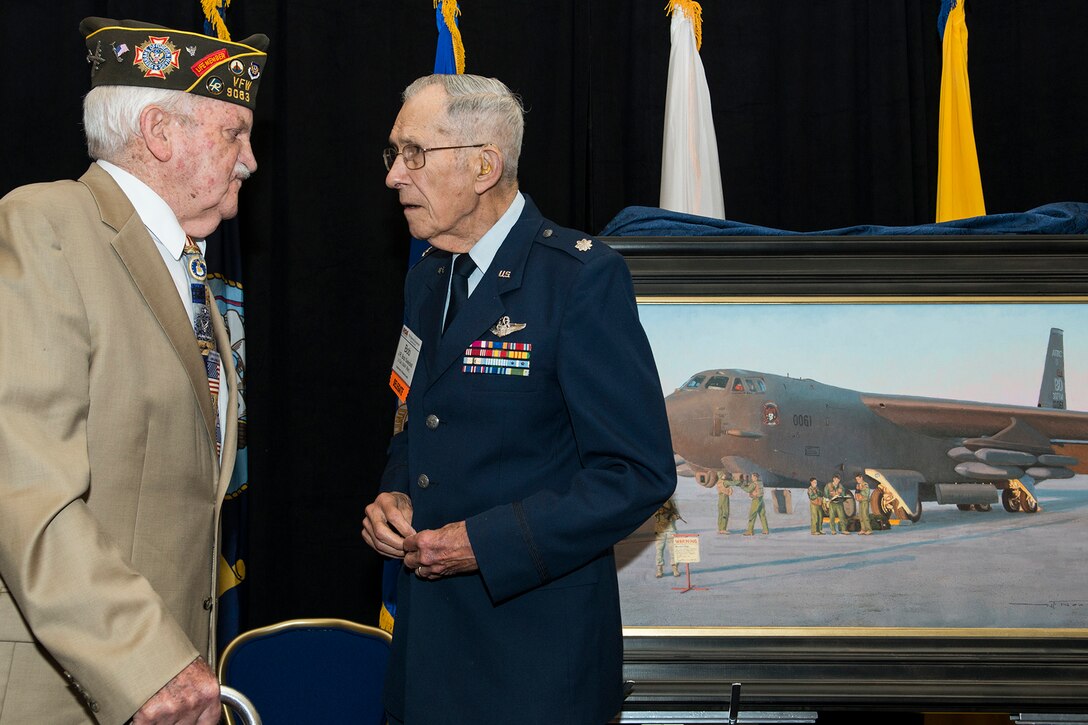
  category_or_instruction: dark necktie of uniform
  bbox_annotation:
[182,237,222,454]
[443,253,477,334]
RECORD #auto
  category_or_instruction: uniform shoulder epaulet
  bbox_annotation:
[536,223,607,262]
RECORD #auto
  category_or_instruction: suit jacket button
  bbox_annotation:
[203,597,214,611]
[425,414,440,430]
[418,474,430,489]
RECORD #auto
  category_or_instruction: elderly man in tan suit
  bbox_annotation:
[0,18,268,724]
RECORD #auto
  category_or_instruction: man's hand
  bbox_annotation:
[132,657,219,725]
[362,492,416,558]
[404,520,478,579]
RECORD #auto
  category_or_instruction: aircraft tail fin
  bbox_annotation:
[1037,327,1066,409]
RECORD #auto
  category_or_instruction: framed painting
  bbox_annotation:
[606,235,1088,714]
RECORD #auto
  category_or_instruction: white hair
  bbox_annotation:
[403,74,525,184]
[83,85,199,162]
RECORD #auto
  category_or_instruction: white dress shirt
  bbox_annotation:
[444,191,526,317]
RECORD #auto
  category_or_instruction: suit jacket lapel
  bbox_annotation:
[210,302,238,504]
[427,198,543,381]
[81,165,219,452]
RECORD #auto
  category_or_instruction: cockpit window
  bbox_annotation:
[725,377,767,393]
[706,375,730,389]
[683,375,706,389]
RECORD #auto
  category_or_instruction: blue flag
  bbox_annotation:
[381,0,467,635]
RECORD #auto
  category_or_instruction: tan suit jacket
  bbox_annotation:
[0,164,238,724]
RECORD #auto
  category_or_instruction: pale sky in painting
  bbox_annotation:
[638,303,1088,410]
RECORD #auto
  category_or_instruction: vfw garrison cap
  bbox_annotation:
[80,17,269,111]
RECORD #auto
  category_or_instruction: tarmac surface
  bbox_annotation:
[615,475,1088,630]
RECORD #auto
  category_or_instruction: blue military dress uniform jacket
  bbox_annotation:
[380,197,676,725]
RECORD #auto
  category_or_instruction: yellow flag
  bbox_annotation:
[936,1,985,222]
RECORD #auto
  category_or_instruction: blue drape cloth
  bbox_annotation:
[599,202,1088,238]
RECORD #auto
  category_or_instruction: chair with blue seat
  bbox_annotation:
[218,618,392,725]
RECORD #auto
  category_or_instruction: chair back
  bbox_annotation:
[218,618,392,725]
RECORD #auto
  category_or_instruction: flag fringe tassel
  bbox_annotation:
[435,0,466,74]
[666,0,703,51]
[201,0,233,41]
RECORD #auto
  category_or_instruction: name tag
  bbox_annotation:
[389,325,422,402]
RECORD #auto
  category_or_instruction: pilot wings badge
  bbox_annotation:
[490,315,527,338]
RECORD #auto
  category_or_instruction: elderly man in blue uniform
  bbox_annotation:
[361,74,676,725]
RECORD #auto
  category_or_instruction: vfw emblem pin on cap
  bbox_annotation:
[134,36,180,79]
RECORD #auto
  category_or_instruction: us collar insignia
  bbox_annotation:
[134,35,181,79]
[575,239,593,252]
[490,315,527,338]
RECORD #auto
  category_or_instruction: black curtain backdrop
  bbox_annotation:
[3,2,1087,633]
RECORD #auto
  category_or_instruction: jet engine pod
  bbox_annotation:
[1025,466,1076,480]
[947,446,978,462]
[973,448,1038,467]
[1037,453,1079,467]
[954,461,1026,481]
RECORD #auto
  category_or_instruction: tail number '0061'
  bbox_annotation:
[793,414,812,427]
[228,87,251,102]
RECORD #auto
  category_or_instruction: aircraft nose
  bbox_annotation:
[664,390,703,439]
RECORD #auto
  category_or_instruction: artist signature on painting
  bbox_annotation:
[1010,600,1088,610]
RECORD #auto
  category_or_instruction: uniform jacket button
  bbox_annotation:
[418,474,430,489]
[203,597,214,611]
[425,414,440,430]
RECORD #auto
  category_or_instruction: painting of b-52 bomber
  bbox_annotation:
[665,326,1085,522]
[617,302,1088,630]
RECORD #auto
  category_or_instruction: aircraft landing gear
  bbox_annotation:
[956,503,993,512]
[876,487,922,523]
[1002,487,1039,513]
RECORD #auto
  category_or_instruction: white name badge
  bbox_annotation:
[389,325,422,403]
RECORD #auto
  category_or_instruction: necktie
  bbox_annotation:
[182,237,222,453]
[443,253,477,334]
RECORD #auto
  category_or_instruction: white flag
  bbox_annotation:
[659,3,725,219]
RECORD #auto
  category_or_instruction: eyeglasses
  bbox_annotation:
[383,143,487,171]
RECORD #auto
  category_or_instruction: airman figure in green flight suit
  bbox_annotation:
[807,477,825,535]
[715,471,733,534]
[742,473,770,535]
[824,474,850,535]
[854,474,874,535]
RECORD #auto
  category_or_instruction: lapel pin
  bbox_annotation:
[498,270,511,278]
[86,41,105,74]
[575,239,593,252]
[491,315,527,338]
